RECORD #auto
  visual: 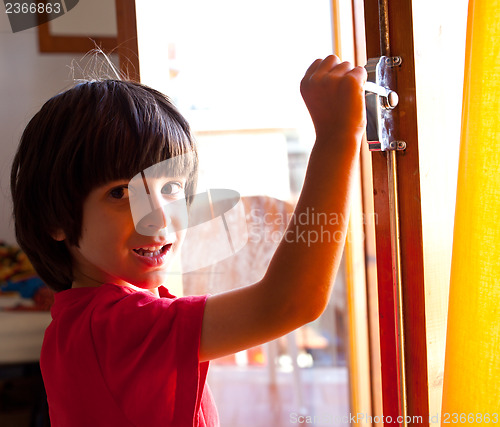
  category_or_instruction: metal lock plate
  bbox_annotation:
[365,56,406,151]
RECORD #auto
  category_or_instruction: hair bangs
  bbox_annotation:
[76,81,198,195]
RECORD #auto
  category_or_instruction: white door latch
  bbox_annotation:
[365,56,406,151]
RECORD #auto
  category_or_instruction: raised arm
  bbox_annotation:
[199,55,367,362]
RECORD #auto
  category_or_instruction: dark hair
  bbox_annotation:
[11,80,198,292]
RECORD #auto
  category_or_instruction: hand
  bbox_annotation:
[300,55,367,143]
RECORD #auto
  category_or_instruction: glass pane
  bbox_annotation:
[137,1,351,425]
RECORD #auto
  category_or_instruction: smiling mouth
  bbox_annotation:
[133,244,172,258]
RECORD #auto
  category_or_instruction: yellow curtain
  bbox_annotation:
[442,0,500,419]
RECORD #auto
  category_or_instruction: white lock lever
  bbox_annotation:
[364,81,399,110]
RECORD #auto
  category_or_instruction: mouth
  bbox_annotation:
[132,244,172,258]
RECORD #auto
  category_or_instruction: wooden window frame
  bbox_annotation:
[38,21,117,53]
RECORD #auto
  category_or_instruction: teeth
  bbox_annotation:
[134,245,167,257]
[144,250,160,257]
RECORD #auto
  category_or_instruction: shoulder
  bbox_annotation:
[51,283,208,325]
[89,284,209,338]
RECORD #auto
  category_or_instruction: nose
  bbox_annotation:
[133,172,171,236]
[130,172,189,236]
[135,205,171,236]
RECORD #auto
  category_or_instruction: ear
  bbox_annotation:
[51,229,66,241]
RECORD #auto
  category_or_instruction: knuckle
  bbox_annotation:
[300,77,312,91]
[311,74,324,84]
[341,72,362,88]
[341,60,353,69]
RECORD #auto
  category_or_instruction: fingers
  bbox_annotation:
[304,55,365,81]
[303,55,341,79]
[313,55,342,75]
[303,58,323,78]
[347,65,368,85]
[303,55,367,89]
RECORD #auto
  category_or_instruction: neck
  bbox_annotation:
[72,273,160,297]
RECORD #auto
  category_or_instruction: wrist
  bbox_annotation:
[313,130,363,157]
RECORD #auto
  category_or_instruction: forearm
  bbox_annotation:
[260,133,361,325]
[256,56,366,328]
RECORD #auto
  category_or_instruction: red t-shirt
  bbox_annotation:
[41,283,219,427]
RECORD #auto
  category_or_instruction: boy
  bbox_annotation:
[11,55,366,426]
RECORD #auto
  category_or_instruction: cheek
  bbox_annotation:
[164,203,189,237]
[80,211,131,249]
[177,229,187,245]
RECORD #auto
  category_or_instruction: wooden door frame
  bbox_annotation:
[360,0,430,425]
[115,0,140,82]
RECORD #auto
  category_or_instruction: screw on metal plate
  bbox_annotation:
[388,141,407,151]
[385,56,402,67]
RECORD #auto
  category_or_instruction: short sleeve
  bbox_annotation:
[89,287,209,426]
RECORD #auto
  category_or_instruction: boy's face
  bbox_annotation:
[68,174,188,292]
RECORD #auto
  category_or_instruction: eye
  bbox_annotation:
[109,185,129,200]
[161,181,183,196]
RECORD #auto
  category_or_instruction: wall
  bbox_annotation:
[0,13,75,243]
[0,4,117,244]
